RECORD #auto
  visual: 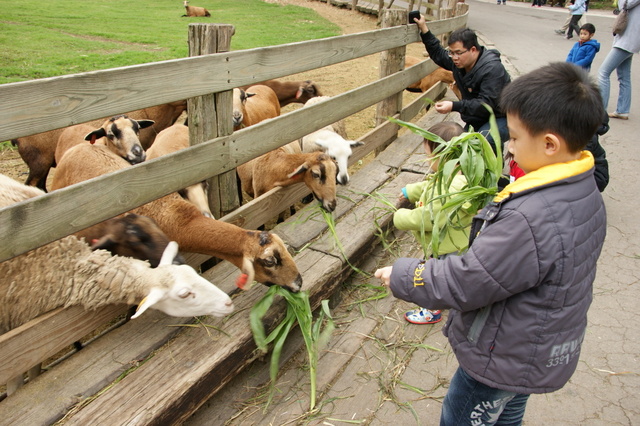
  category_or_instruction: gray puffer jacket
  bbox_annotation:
[389,152,606,394]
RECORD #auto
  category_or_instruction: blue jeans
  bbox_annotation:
[597,47,634,114]
[467,117,509,154]
[440,367,530,426]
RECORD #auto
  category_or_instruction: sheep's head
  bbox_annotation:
[240,231,302,293]
[84,115,154,164]
[296,81,322,104]
[91,213,185,267]
[314,137,364,185]
[275,152,338,212]
[132,241,234,318]
[232,88,256,130]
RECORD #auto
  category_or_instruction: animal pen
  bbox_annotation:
[0,6,467,425]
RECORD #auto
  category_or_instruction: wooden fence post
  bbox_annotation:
[375,10,407,152]
[187,24,238,219]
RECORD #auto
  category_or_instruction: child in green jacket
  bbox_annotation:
[394,121,475,325]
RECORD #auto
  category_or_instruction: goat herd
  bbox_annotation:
[0,79,365,341]
[0,48,459,394]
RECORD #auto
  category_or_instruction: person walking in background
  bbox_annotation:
[555,9,581,35]
[566,23,600,71]
[411,14,511,152]
[597,0,640,120]
[394,121,467,325]
[566,0,587,39]
[532,0,543,7]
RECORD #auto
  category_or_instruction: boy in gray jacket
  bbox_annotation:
[375,62,607,425]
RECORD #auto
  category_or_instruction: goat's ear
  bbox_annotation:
[295,88,303,99]
[136,119,155,129]
[246,92,257,99]
[286,163,308,179]
[350,140,365,147]
[239,256,255,290]
[84,128,107,142]
[131,287,166,319]
[159,241,180,266]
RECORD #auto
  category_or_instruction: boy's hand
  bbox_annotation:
[398,191,407,201]
[374,266,393,288]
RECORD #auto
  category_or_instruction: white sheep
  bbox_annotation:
[50,143,303,292]
[300,96,364,185]
[55,114,154,167]
[11,100,187,191]
[182,0,211,17]
[0,237,234,335]
[232,85,281,130]
[146,122,213,218]
[237,141,338,212]
[240,79,322,107]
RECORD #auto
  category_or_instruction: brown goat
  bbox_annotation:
[182,0,211,17]
[232,85,281,130]
[146,122,213,218]
[240,79,322,107]
[55,115,153,167]
[51,143,303,292]
[237,142,338,212]
[404,56,462,99]
[11,100,187,191]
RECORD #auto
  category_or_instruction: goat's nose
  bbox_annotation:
[337,174,349,185]
[324,199,337,212]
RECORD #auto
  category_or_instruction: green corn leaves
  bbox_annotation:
[389,106,503,259]
[250,286,335,410]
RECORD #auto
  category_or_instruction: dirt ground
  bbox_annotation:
[0,0,422,184]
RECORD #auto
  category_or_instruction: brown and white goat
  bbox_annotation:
[146,122,213,218]
[182,0,211,17]
[232,85,281,130]
[240,79,322,108]
[51,143,303,292]
[55,115,153,167]
[11,100,187,191]
[404,56,462,99]
[237,141,338,212]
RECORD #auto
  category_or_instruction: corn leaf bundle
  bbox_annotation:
[389,108,503,259]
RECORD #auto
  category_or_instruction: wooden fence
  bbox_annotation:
[0,6,467,424]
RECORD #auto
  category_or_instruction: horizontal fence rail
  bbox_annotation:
[0,15,466,263]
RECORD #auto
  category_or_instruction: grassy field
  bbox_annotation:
[0,0,340,85]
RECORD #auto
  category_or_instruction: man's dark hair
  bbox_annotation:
[448,28,481,51]
[500,62,604,153]
[580,23,596,34]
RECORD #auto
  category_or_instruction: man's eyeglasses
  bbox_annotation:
[447,49,469,58]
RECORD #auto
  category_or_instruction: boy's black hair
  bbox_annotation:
[424,121,465,152]
[580,23,596,34]
[500,62,604,153]
[448,28,481,51]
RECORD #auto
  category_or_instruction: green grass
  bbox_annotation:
[0,0,341,84]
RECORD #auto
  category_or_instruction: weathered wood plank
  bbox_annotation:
[0,305,126,385]
[0,25,422,142]
[0,310,199,426]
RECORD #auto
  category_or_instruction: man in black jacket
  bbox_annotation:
[413,15,511,151]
